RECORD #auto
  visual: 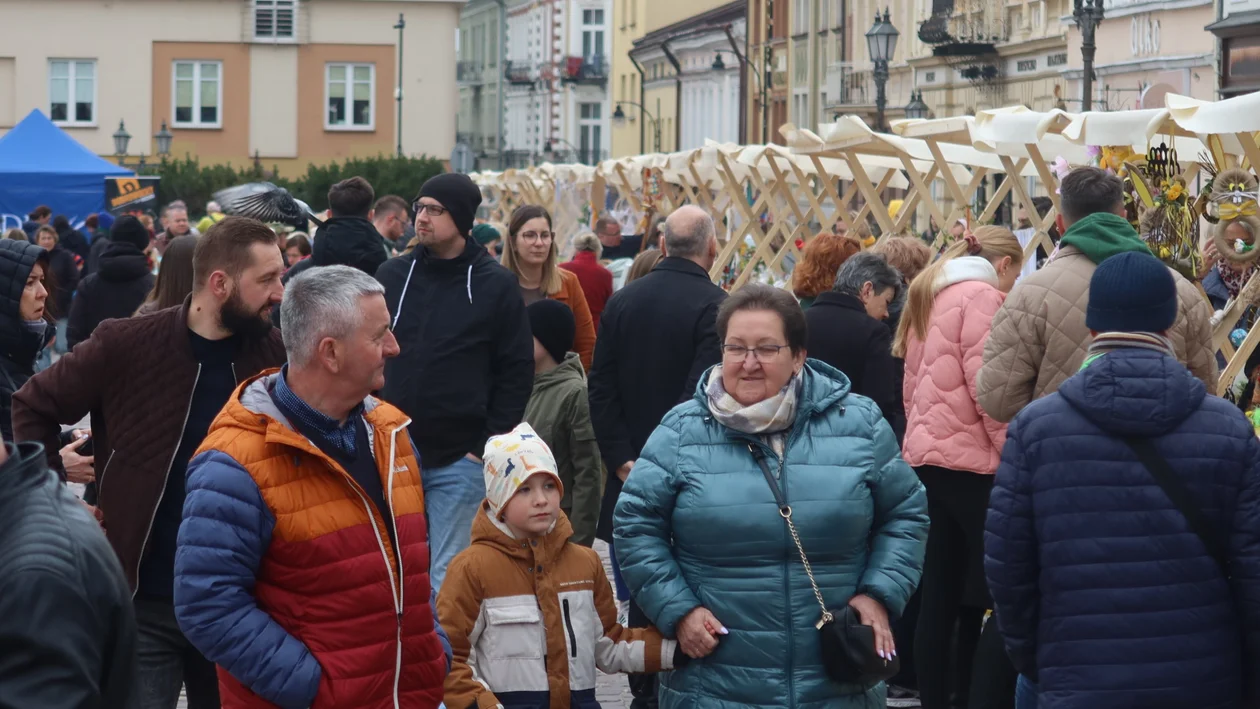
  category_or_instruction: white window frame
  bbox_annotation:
[172,60,223,129]
[253,0,297,42]
[581,9,605,60]
[325,62,376,132]
[48,59,97,127]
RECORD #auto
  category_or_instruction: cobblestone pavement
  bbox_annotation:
[179,541,633,709]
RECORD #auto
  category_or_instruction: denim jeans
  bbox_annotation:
[1015,675,1038,709]
[131,598,220,709]
[422,455,487,593]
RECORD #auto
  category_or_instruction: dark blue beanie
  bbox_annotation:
[1086,251,1177,333]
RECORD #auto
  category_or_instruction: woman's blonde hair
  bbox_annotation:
[503,205,564,295]
[892,225,1023,357]
[572,232,602,257]
[4,228,27,241]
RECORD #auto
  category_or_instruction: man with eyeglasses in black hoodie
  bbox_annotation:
[376,172,534,593]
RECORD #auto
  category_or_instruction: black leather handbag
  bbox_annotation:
[748,443,900,686]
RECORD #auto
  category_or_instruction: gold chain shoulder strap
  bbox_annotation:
[748,443,835,628]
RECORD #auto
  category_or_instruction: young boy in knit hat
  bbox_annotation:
[523,299,602,547]
[437,423,684,709]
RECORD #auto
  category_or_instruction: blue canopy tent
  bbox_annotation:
[0,109,133,230]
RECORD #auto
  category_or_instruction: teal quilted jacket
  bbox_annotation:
[614,360,928,708]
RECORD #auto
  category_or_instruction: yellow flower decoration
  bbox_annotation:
[1100,146,1136,173]
[1164,182,1184,201]
[862,234,877,249]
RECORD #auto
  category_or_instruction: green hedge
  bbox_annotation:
[138,154,446,216]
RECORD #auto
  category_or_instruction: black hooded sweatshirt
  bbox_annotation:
[0,240,50,443]
[285,216,388,284]
[375,236,534,469]
[67,241,155,349]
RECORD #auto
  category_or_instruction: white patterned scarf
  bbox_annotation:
[706,367,802,457]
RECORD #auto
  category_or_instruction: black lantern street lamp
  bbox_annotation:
[905,90,929,120]
[866,8,899,132]
[113,119,174,170]
[112,120,131,157]
[612,102,662,153]
[155,120,173,159]
[1073,0,1104,111]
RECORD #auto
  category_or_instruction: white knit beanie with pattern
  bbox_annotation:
[483,423,564,519]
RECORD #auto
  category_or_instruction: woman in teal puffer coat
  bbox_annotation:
[614,284,929,708]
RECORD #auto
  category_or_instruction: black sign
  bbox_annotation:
[104,176,161,216]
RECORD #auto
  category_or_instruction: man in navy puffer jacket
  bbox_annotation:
[985,251,1260,709]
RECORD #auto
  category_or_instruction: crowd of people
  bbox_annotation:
[0,162,1258,709]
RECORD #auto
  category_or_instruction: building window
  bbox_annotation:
[173,61,222,128]
[579,102,602,163]
[583,10,605,60]
[326,62,374,130]
[49,59,95,125]
[254,0,296,41]
[489,18,498,66]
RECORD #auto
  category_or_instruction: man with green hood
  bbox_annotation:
[977,166,1216,423]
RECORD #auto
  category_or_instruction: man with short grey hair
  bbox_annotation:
[805,251,902,430]
[174,264,452,709]
[588,203,726,707]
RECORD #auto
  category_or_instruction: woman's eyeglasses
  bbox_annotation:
[517,231,554,243]
[412,202,448,217]
[722,344,789,362]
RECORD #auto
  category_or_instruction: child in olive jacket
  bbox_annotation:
[522,299,603,546]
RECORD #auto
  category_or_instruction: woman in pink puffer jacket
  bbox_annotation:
[893,225,1023,709]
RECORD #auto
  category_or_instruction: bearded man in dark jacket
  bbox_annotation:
[67,215,155,349]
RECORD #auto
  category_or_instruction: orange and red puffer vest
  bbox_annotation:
[175,371,446,709]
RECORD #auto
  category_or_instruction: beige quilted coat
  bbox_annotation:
[977,245,1217,423]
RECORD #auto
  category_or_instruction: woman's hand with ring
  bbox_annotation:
[848,594,895,661]
[677,606,727,659]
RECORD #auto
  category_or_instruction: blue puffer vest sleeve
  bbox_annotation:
[614,360,929,709]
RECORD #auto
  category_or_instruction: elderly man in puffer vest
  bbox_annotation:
[174,265,451,709]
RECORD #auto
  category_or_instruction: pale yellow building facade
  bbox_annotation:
[0,0,460,176]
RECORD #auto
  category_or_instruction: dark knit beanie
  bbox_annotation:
[1087,251,1177,333]
[109,215,151,251]
[416,173,482,237]
[527,299,576,365]
[472,223,500,246]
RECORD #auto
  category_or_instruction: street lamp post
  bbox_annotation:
[394,13,405,156]
[712,48,766,144]
[1073,0,1104,111]
[612,102,662,154]
[905,90,929,120]
[545,138,582,163]
[865,8,899,132]
[112,119,173,171]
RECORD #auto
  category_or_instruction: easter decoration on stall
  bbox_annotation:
[1123,141,1202,282]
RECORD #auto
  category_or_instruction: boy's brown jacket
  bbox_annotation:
[438,503,677,709]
